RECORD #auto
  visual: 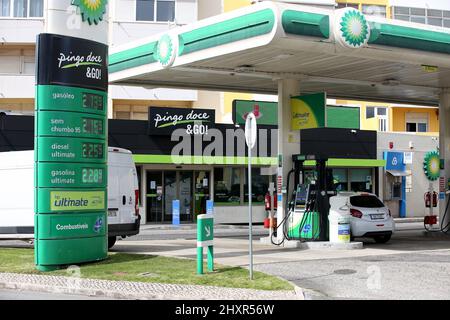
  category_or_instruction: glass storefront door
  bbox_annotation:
[146,170,199,223]
[194,171,210,221]
[146,171,163,223]
[164,171,177,222]
[179,171,193,222]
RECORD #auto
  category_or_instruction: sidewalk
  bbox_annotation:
[0,272,302,300]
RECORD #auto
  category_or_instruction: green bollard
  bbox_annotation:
[197,214,214,275]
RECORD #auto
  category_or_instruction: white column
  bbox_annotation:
[276,79,300,243]
[439,88,450,230]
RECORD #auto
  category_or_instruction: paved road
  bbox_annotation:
[0,289,115,300]
[2,221,448,300]
[255,231,450,300]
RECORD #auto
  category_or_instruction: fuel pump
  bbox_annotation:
[270,154,336,245]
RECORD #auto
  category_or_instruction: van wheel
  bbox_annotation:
[108,236,117,249]
[374,235,391,244]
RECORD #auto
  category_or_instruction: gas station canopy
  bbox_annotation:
[109,1,450,106]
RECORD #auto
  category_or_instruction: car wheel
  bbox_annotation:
[108,236,117,249]
[373,235,391,244]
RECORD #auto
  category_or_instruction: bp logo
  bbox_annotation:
[423,151,440,181]
[335,8,370,48]
[72,0,108,25]
[155,34,179,68]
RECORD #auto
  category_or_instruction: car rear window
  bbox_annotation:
[350,195,384,208]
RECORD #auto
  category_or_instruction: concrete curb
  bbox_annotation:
[259,237,363,250]
[394,217,424,223]
[0,273,302,300]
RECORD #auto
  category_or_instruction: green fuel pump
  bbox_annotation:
[271,154,336,245]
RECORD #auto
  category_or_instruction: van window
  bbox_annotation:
[350,195,384,208]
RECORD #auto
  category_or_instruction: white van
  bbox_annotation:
[0,147,140,249]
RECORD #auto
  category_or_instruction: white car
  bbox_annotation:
[330,192,395,243]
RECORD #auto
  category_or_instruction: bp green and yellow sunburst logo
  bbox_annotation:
[423,151,440,181]
[155,34,179,68]
[72,0,107,25]
[335,8,370,48]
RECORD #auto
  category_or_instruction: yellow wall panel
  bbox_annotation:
[223,0,252,12]
[392,108,439,133]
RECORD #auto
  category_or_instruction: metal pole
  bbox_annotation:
[248,122,253,280]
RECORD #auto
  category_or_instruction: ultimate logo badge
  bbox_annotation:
[72,0,108,25]
[335,8,370,48]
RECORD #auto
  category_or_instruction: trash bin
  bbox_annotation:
[329,196,351,243]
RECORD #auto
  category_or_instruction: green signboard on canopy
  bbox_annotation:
[233,100,278,125]
[291,93,326,130]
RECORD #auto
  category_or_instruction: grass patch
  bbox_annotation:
[0,248,293,291]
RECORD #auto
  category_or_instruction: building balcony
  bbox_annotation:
[0,74,35,99]
[0,18,44,44]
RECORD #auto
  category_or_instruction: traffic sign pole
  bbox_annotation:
[245,113,257,281]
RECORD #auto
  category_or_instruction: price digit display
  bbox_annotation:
[82,117,104,135]
[82,92,104,111]
[82,168,104,184]
[82,142,104,159]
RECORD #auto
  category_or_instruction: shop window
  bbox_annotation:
[333,168,348,192]
[350,169,372,193]
[136,0,175,22]
[214,167,241,205]
[244,167,274,204]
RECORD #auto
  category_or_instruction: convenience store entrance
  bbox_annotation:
[146,170,210,223]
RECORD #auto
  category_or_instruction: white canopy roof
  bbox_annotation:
[109,1,450,106]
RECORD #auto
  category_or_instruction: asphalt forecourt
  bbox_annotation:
[0,248,299,300]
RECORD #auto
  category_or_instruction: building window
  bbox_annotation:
[29,0,42,17]
[366,106,388,131]
[406,112,428,133]
[214,167,241,204]
[336,3,359,10]
[0,0,43,17]
[366,107,375,119]
[1,0,10,16]
[393,6,450,28]
[406,122,427,132]
[362,5,387,18]
[136,0,175,22]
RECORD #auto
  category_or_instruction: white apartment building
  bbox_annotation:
[0,0,225,120]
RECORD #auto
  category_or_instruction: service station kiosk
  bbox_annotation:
[109,1,450,244]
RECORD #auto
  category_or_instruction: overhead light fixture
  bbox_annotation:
[382,79,400,86]
[234,65,255,73]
